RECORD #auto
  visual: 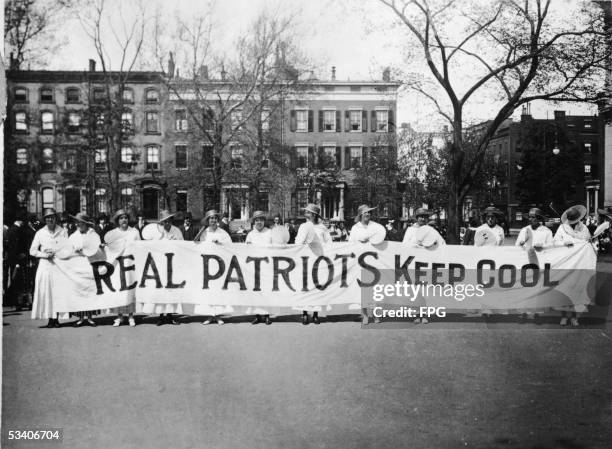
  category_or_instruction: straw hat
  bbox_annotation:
[303,203,321,216]
[158,209,176,223]
[71,212,95,226]
[201,209,220,226]
[42,208,58,219]
[112,209,130,224]
[561,205,587,225]
[354,204,377,222]
[414,207,430,218]
[251,210,267,223]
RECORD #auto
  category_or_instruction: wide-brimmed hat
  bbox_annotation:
[158,209,176,223]
[201,209,220,226]
[303,203,321,216]
[71,212,95,226]
[525,207,546,219]
[354,204,377,222]
[598,208,612,220]
[414,208,430,218]
[112,209,130,224]
[561,205,587,225]
[251,210,267,223]
[42,208,58,219]
[483,206,503,217]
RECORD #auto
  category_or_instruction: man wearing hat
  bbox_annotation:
[294,203,331,325]
[5,211,35,310]
[474,206,505,246]
[158,210,184,240]
[349,205,386,244]
[29,209,69,328]
[402,208,446,249]
[194,210,233,325]
[516,208,553,250]
[245,211,275,325]
[554,205,591,327]
[179,211,200,241]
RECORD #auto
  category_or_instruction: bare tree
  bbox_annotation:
[4,0,74,69]
[78,0,147,212]
[379,0,609,242]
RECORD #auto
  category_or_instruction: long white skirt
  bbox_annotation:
[31,259,57,319]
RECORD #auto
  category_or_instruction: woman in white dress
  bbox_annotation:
[69,213,102,326]
[195,210,233,325]
[245,211,275,325]
[139,210,183,326]
[30,209,69,328]
[104,209,141,327]
[294,203,331,325]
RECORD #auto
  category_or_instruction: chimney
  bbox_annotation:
[382,67,391,82]
[331,66,336,81]
[167,52,175,79]
[199,65,208,80]
[89,59,96,72]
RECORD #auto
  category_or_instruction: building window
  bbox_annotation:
[296,110,308,132]
[323,146,337,167]
[146,146,160,170]
[203,108,214,130]
[350,146,362,168]
[202,144,214,168]
[584,120,592,129]
[350,110,362,131]
[68,112,81,133]
[121,111,133,133]
[323,110,335,131]
[40,87,54,103]
[262,148,270,169]
[231,109,243,130]
[175,144,187,169]
[121,146,134,166]
[41,111,54,133]
[95,188,107,214]
[14,87,27,102]
[376,110,389,132]
[257,192,269,211]
[95,148,107,169]
[16,148,28,165]
[175,110,188,131]
[176,189,187,212]
[66,88,80,103]
[296,146,308,168]
[93,88,105,103]
[122,88,134,103]
[584,142,592,153]
[15,112,27,131]
[584,164,591,174]
[231,146,243,168]
[64,149,77,172]
[145,89,159,104]
[146,111,159,133]
[261,109,271,131]
[41,148,54,171]
[42,188,54,209]
[120,187,133,208]
[296,189,308,212]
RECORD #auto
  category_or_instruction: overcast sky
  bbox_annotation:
[46,0,597,130]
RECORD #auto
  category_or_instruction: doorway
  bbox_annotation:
[142,189,159,219]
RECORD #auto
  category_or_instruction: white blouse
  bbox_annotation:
[246,228,273,246]
[29,225,68,258]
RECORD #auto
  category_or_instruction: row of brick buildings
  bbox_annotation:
[4,61,399,223]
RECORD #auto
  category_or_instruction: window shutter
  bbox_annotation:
[336,111,341,132]
[344,146,351,170]
[362,110,368,133]
[318,111,323,132]
[335,146,341,167]
[290,110,297,132]
[308,146,315,168]
[371,111,377,132]
[363,146,369,165]
[308,110,314,132]
[388,109,395,132]
[317,145,324,169]
[290,147,297,169]
[345,111,350,132]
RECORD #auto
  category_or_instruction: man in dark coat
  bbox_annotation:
[179,211,200,241]
[5,212,35,309]
[94,213,114,241]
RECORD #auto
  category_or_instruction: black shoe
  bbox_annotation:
[169,318,180,325]
[252,315,262,325]
[42,319,54,329]
[264,316,272,325]
[156,317,165,326]
[313,315,320,325]
[302,314,309,325]
[53,319,61,328]
[75,319,85,327]
[86,319,97,327]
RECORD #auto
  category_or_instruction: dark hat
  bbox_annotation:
[202,209,220,226]
[414,208,430,217]
[98,213,109,221]
[183,211,193,220]
[354,204,377,222]
[483,206,503,217]
[71,212,95,226]
[598,208,612,220]
[561,205,587,225]
[42,208,58,219]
